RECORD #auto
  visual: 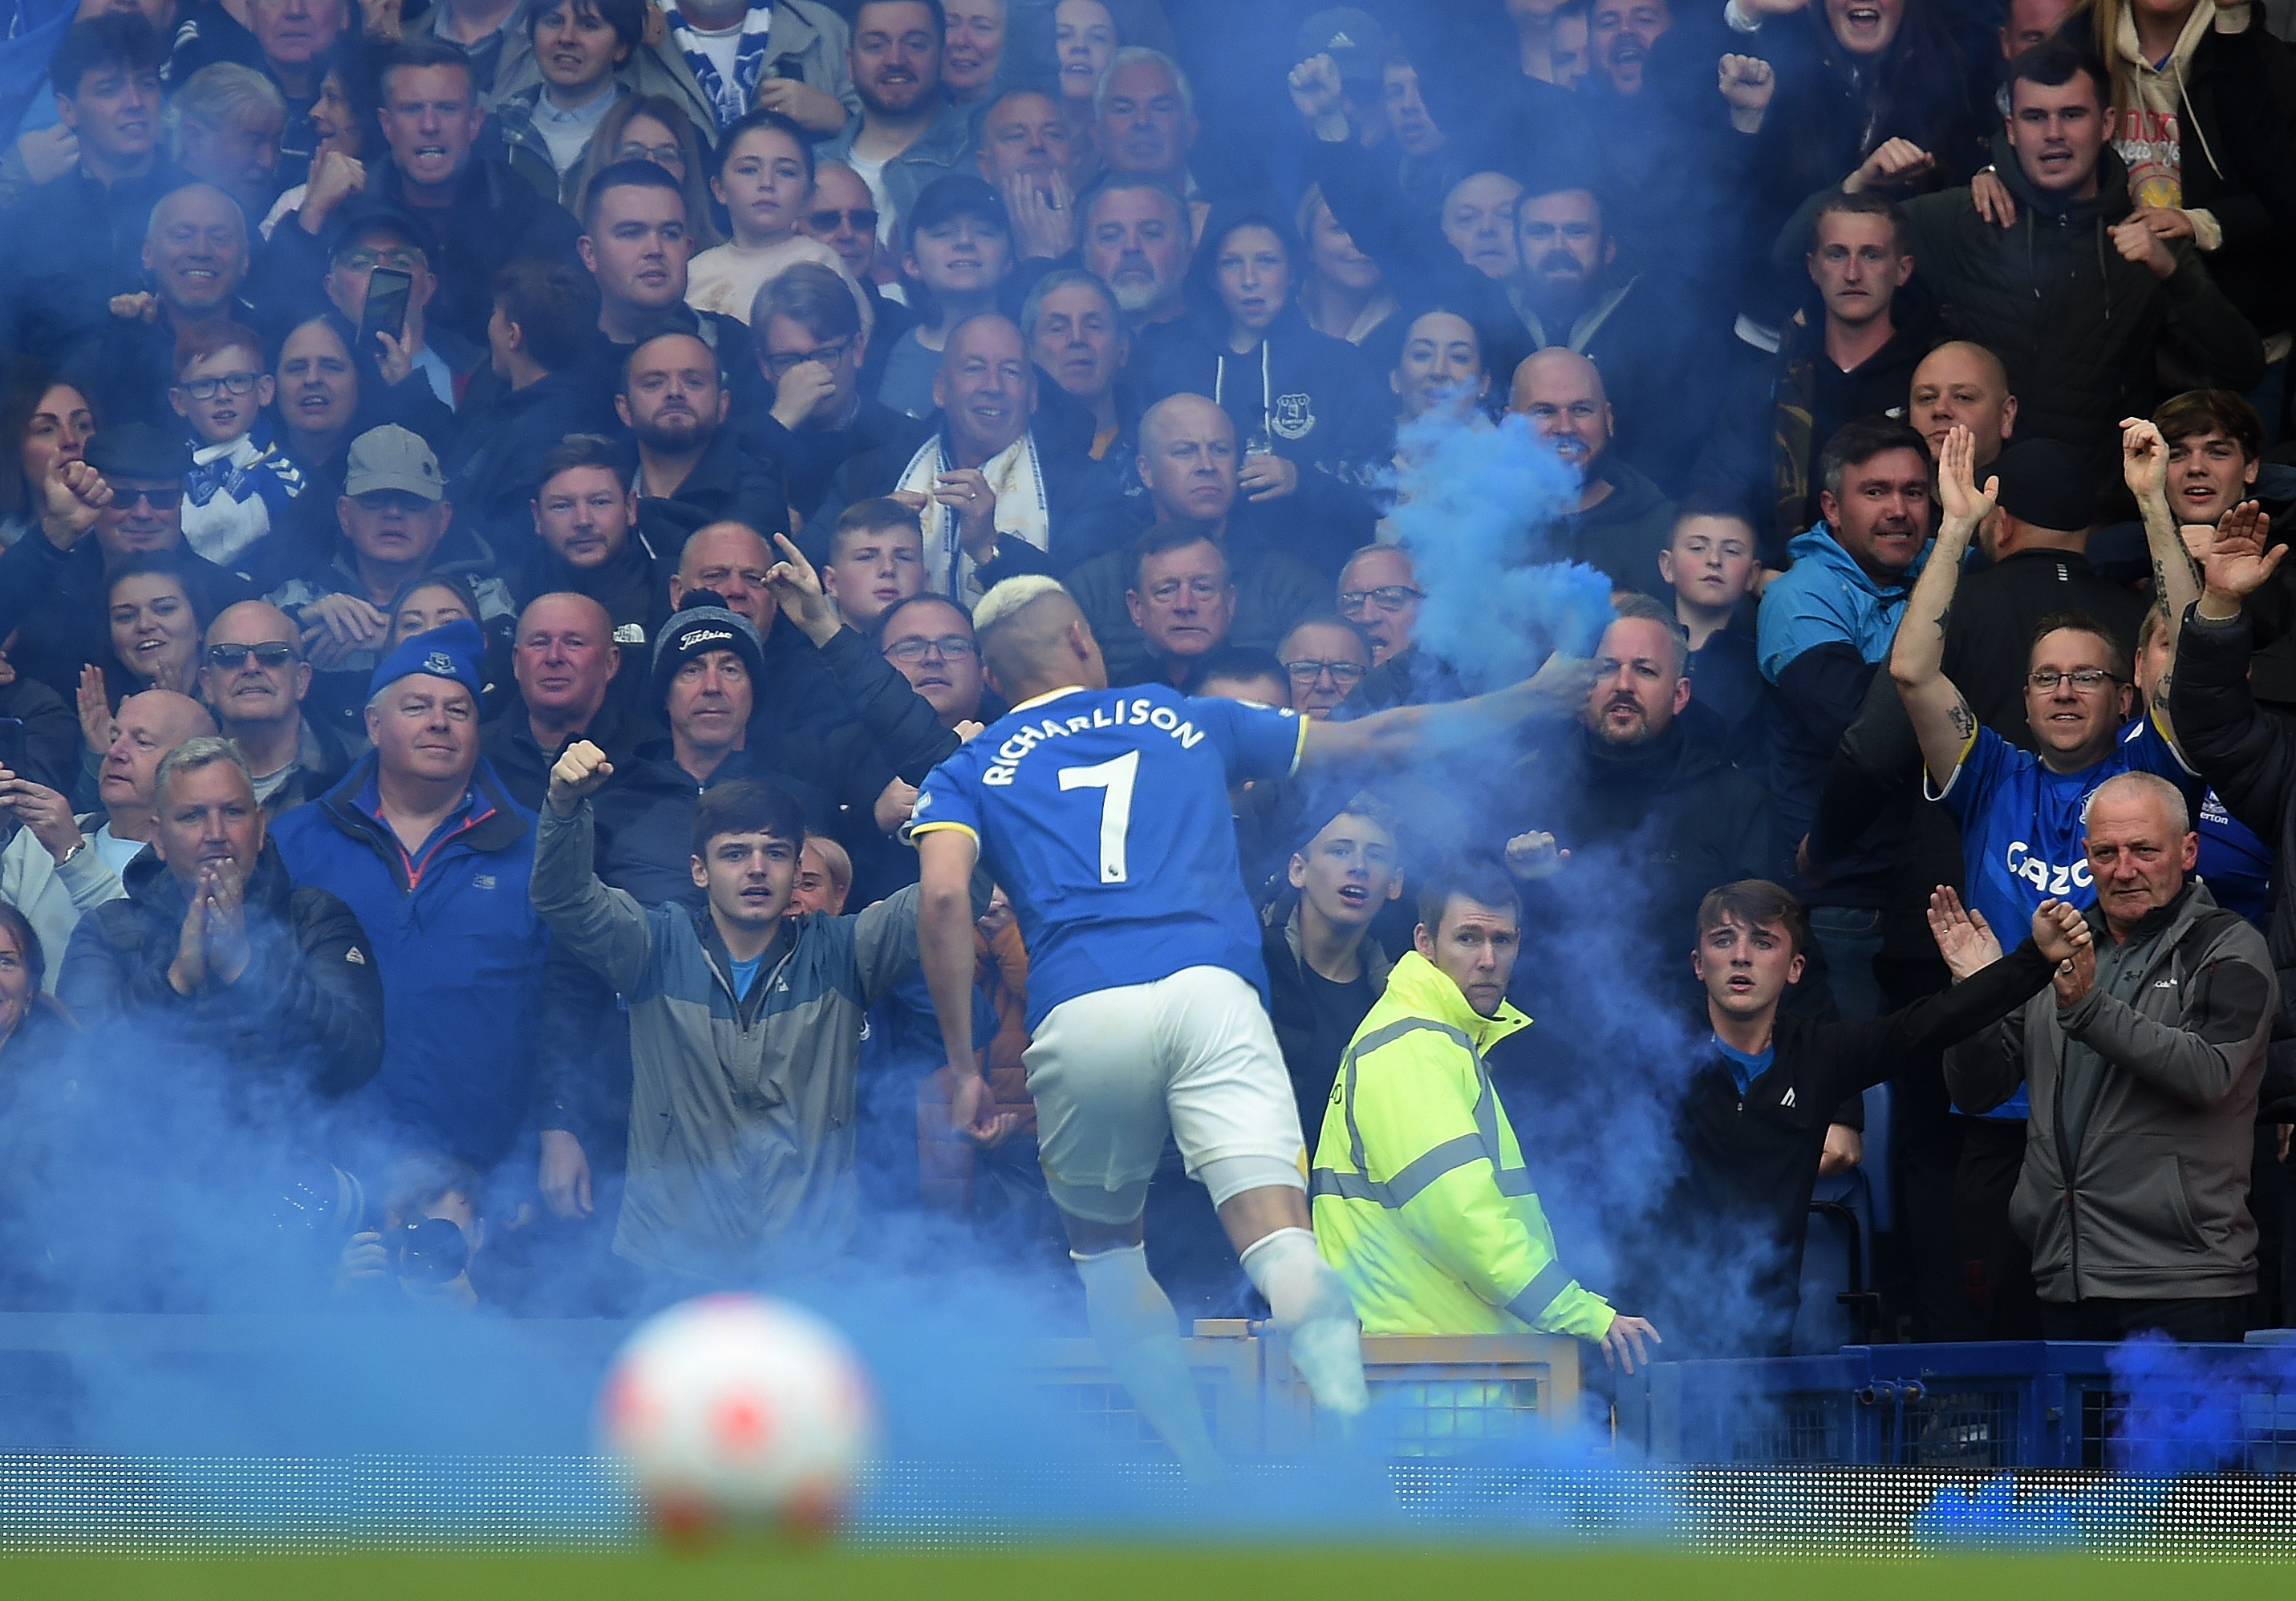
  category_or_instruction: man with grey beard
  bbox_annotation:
[1081,178,1191,335]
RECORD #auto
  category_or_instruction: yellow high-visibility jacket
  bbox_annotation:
[1310,950,1616,1340]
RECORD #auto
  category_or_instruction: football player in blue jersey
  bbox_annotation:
[911,574,1592,1475]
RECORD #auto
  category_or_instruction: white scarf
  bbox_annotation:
[894,429,1050,607]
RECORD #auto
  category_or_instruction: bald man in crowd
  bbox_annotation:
[1508,349,1675,597]
[481,592,651,813]
[0,689,216,992]
[83,182,254,429]
[1062,394,1326,686]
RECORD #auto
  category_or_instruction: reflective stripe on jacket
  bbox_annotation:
[1310,950,1615,1340]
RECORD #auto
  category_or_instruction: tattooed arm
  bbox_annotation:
[2123,415,2199,744]
[1892,424,1995,790]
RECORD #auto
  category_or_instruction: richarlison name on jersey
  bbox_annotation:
[981,697,1215,785]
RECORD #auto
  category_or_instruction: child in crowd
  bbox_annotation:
[1657,493,1767,766]
[820,498,927,631]
[169,321,304,569]
[684,107,846,326]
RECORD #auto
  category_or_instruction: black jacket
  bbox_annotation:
[1693,289,1942,560]
[1648,938,2057,1356]
[1503,707,1783,1015]
[0,672,78,796]
[441,367,623,563]
[1783,149,2264,470]
[479,688,663,816]
[1811,546,2149,959]
[639,421,792,547]
[255,155,584,347]
[2152,6,2296,338]
[2168,603,2296,1124]
[757,398,929,531]
[1131,298,1388,573]
[0,157,191,369]
[55,838,384,1105]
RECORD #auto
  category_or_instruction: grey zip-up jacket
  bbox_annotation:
[532,800,972,1282]
[1945,880,2274,1303]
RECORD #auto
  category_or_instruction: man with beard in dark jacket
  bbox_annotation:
[1779,40,2261,473]
[1496,598,1787,1019]
[59,735,383,1111]
[1506,176,1725,494]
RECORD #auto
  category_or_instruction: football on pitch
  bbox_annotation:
[598,1293,877,1538]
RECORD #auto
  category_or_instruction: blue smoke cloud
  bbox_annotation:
[1382,410,1618,691]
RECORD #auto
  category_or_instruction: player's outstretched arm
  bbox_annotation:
[1890,424,1989,790]
[1299,651,1596,768]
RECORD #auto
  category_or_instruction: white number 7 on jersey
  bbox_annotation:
[1058,749,1139,883]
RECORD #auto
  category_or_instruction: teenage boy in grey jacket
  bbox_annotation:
[533,744,988,1283]
[1942,770,2275,1343]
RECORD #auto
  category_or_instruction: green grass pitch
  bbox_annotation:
[5,1547,2294,1599]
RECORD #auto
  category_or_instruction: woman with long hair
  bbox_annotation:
[0,362,95,549]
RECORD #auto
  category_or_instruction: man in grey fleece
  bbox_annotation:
[1945,770,2275,1342]
[533,742,990,1284]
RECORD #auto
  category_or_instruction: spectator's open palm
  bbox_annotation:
[1926,886,2001,980]
[1936,424,1996,533]
[2201,501,2282,600]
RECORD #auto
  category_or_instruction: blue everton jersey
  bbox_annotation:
[910,684,1306,1028]
[1932,713,2199,1117]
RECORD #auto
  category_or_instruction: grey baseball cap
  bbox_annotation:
[343,424,446,501]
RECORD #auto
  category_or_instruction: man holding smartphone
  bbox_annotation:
[320,199,481,410]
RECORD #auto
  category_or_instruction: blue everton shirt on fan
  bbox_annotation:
[910,683,1306,1030]
[1930,711,2200,1117]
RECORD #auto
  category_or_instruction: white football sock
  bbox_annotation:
[1072,1244,1221,1479]
[1240,1226,1368,1417]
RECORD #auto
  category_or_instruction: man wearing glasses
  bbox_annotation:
[1336,543,1465,717]
[1276,616,1370,720]
[1895,424,2208,1048]
[200,600,350,814]
[319,200,478,411]
[878,594,986,731]
[752,261,927,529]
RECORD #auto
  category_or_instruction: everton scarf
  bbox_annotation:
[660,0,773,131]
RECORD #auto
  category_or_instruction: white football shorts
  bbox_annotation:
[1024,964,1308,1226]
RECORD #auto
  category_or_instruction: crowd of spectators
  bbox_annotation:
[0,0,2290,1359]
